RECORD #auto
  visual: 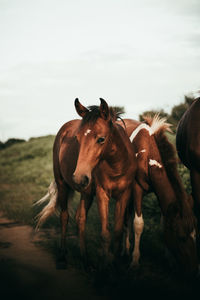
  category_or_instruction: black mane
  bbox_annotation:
[80,105,124,126]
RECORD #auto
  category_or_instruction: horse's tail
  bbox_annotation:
[34,180,58,230]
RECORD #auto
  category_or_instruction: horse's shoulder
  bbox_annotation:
[58,119,81,135]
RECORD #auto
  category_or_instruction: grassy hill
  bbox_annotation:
[0,135,55,224]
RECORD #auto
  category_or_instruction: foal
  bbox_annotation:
[120,116,198,275]
[36,99,137,264]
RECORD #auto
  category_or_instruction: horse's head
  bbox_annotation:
[72,98,113,190]
[164,198,198,276]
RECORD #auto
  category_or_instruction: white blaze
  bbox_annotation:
[84,129,91,136]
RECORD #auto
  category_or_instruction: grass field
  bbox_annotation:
[0,133,197,299]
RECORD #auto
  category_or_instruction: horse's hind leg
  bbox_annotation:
[131,183,144,267]
[76,193,93,260]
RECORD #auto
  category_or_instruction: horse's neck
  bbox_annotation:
[103,126,133,173]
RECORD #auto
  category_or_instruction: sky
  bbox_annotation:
[0,0,200,141]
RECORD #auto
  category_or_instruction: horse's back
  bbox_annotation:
[176,98,200,170]
[120,119,141,136]
[53,119,81,186]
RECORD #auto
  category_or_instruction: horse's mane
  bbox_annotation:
[144,115,195,232]
[143,114,171,134]
[143,115,181,195]
[81,105,124,126]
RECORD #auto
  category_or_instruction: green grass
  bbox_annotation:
[0,135,54,224]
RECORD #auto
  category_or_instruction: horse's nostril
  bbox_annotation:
[82,175,89,187]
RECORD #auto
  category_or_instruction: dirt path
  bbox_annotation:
[0,212,107,300]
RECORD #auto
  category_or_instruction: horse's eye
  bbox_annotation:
[97,137,105,144]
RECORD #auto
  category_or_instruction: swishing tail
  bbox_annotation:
[34,181,58,230]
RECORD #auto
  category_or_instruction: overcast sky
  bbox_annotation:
[0,0,200,141]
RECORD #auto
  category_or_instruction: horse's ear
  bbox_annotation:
[74,98,89,118]
[99,98,110,120]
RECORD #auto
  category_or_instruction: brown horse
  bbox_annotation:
[36,98,137,265]
[176,96,200,256]
[119,115,198,275]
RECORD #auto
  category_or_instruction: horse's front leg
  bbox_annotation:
[75,193,93,259]
[96,187,112,264]
[114,189,131,257]
[131,183,144,267]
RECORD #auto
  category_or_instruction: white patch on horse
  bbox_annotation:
[135,149,146,158]
[84,129,91,136]
[149,159,162,168]
[129,124,152,142]
[132,213,144,266]
[193,92,200,100]
[190,229,196,242]
[150,115,170,135]
[130,116,171,143]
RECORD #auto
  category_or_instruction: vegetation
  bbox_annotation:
[139,93,196,132]
[0,138,26,150]
[0,135,54,224]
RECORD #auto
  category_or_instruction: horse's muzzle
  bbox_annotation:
[72,173,90,190]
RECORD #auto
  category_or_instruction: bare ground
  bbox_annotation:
[1,211,200,300]
[0,212,108,300]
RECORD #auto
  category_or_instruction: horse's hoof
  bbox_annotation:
[56,259,67,270]
[129,261,140,270]
[82,255,89,271]
[56,251,67,269]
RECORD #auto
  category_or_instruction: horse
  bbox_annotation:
[176,96,200,256]
[119,115,198,275]
[35,98,137,266]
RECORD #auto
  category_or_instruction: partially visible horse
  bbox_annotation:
[36,98,137,265]
[119,115,198,275]
[176,96,200,255]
